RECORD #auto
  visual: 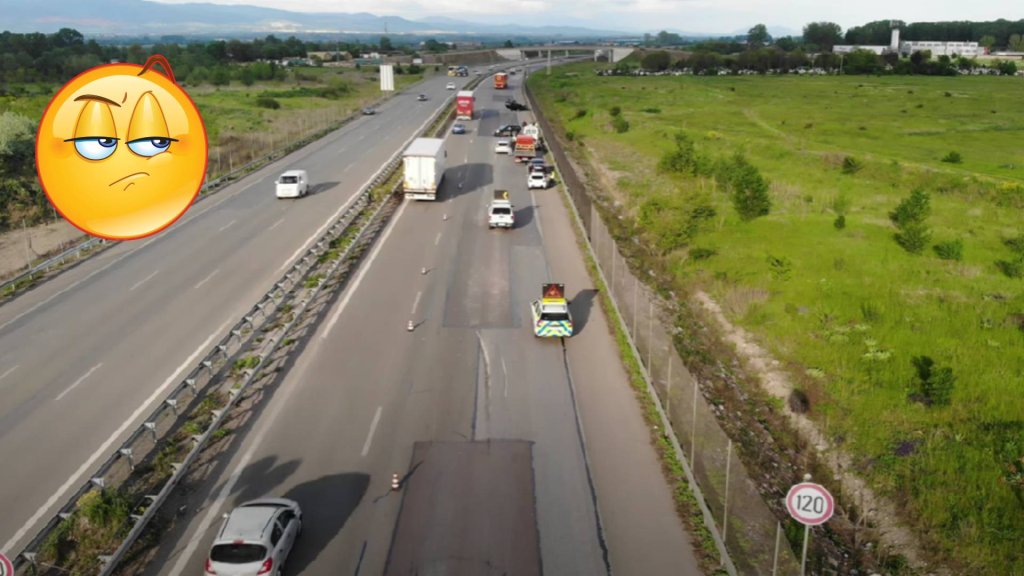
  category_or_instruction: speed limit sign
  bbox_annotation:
[786,482,835,526]
[0,551,13,576]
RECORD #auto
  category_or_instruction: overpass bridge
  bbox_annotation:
[422,45,636,65]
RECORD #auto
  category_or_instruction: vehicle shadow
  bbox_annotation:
[284,472,371,573]
[440,163,493,200]
[514,205,535,228]
[569,289,598,334]
[307,181,340,196]
[229,456,302,505]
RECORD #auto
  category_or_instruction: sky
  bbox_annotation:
[149,0,1023,34]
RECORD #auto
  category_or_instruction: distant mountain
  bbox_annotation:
[2,0,632,38]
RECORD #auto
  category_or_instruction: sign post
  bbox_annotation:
[785,480,835,576]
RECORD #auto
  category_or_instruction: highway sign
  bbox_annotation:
[0,552,12,576]
[786,482,835,526]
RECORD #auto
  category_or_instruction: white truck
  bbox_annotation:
[488,190,515,229]
[402,138,447,201]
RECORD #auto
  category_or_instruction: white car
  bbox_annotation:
[206,498,302,576]
[275,170,308,199]
[446,82,456,90]
[494,140,512,155]
[527,171,550,189]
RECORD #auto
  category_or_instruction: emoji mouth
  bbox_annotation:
[109,172,150,188]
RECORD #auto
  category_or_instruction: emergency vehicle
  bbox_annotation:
[531,283,573,337]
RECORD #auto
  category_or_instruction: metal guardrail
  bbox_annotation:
[9,83,465,576]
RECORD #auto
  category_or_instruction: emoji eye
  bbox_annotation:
[73,137,118,160]
[127,137,173,157]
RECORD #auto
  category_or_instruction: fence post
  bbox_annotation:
[691,379,698,459]
[632,276,638,337]
[722,439,733,545]
[611,248,617,298]
[647,298,653,372]
[666,353,672,415]
[772,521,782,576]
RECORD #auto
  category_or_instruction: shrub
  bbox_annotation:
[565,130,576,141]
[609,105,622,117]
[642,107,661,113]
[726,154,772,221]
[766,254,792,280]
[933,239,964,261]
[909,355,956,406]
[834,214,846,229]
[841,156,862,174]
[611,115,629,133]
[573,108,587,119]
[996,257,1024,279]
[941,151,962,164]
[657,132,699,175]
[1004,235,1024,255]
[255,96,280,109]
[690,247,717,260]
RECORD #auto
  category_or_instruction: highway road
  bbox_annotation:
[0,70,478,557]
[144,65,702,574]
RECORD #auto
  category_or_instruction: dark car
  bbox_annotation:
[505,100,528,111]
[362,107,376,115]
[417,94,428,101]
[528,158,550,173]
[493,124,522,137]
[452,123,467,135]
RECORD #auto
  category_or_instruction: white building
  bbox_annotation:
[834,28,982,58]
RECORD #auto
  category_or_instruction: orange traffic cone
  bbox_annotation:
[407,320,414,332]
[391,473,400,491]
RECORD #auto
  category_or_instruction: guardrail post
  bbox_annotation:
[144,422,158,442]
[91,477,105,489]
[165,398,178,416]
[119,448,135,471]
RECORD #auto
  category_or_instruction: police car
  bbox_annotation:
[531,283,573,337]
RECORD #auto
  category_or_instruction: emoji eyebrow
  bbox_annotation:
[74,94,121,107]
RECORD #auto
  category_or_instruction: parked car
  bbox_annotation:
[205,499,302,576]
[275,170,308,199]
[446,82,456,90]
[361,107,376,115]
[494,140,512,155]
[528,158,549,173]
[452,123,467,135]
[493,124,522,137]
[417,94,428,101]
[505,99,528,111]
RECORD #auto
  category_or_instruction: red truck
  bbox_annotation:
[494,72,508,89]
[513,123,544,163]
[455,90,474,120]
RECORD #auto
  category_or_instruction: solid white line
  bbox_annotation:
[344,165,353,172]
[129,270,159,292]
[322,200,410,339]
[0,320,232,554]
[361,406,383,457]
[411,291,422,315]
[55,363,102,401]
[531,189,544,241]
[268,218,285,231]
[434,232,441,246]
[502,357,509,399]
[218,219,237,232]
[194,269,219,290]
[0,365,19,383]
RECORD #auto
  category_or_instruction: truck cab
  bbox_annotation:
[531,283,573,337]
[488,190,515,229]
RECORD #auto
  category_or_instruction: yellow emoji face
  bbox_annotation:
[36,55,207,240]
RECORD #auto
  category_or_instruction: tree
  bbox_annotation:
[997,60,1018,75]
[845,49,882,74]
[775,36,798,51]
[980,35,996,51]
[655,30,683,46]
[1010,33,1024,51]
[641,50,671,71]
[237,66,255,86]
[747,24,772,48]
[889,189,931,254]
[803,21,843,52]
[423,38,447,53]
[379,36,393,52]
[726,154,772,221]
[504,40,514,48]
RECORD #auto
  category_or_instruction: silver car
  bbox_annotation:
[205,498,302,576]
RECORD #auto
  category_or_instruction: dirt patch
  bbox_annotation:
[0,220,87,282]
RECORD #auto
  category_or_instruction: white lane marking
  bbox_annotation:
[194,269,219,290]
[411,291,422,315]
[218,219,237,232]
[55,363,102,401]
[1,320,232,554]
[502,357,509,398]
[0,237,157,333]
[167,328,313,575]
[434,232,441,246]
[129,270,159,292]
[268,218,285,231]
[531,189,544,241]
[0,365,19,383]
[278,100,440,274]
[361,406,383,457]
[322,200,410,339]
[344,165,353,172]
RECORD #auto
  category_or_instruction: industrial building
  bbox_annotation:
[834,29,982,58]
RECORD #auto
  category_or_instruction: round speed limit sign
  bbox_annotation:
[0,551,13,576]
[786,482,835,526]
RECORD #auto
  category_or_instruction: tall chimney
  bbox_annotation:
[890,28,900,51]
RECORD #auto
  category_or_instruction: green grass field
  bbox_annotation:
[531,65,1024,572]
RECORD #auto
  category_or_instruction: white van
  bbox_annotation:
[275,170,308,198]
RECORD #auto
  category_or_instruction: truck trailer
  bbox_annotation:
[402,138,446,201]
[455,90,475,120]
[494,72,508,89]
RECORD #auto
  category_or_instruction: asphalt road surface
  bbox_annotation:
[0,70,478,557]
[144,64,702,575]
